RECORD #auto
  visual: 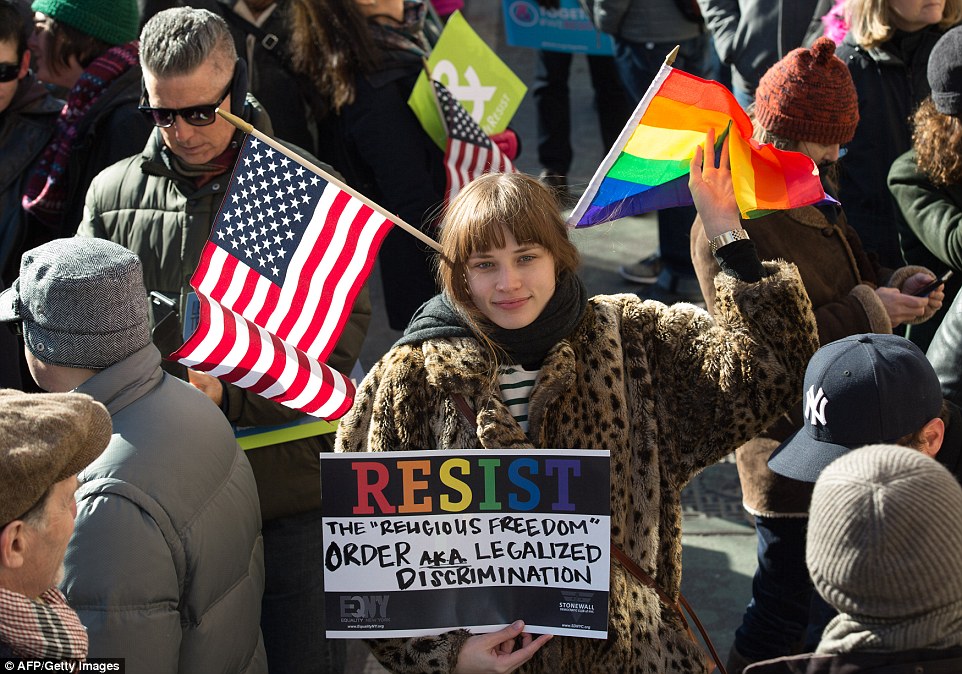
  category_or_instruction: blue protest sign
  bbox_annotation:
[502,0,614,55]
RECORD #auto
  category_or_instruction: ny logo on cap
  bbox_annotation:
[805,385,828,426]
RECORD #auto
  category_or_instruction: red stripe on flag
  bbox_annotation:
[247,329,290,395]
[317,217,392,361]
[207,252,239,303]
[657,69,754,139]
[201,299,242,370]
[299,202,371,354]
[170,292,215,361]
[253,282,281,329]
[189,242,217,289]
[270,346,315,405]
[217,311,265,385]
[273,190,348,342]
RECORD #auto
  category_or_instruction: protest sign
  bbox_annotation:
[409,11,527,149]
[502,0,615,56]
[321,448,610,639]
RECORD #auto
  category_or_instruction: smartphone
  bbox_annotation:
[912,270,954,297]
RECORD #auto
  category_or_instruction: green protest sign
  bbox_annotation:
[409,11,527,149]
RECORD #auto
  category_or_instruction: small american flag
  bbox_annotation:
[171,135,394,418]
[434,79,516,203]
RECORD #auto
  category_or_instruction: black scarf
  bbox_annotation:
[398,271,588,369]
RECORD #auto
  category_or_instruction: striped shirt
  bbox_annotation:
[497,365,540,432]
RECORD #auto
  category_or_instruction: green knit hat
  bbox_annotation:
[31,0,138,46]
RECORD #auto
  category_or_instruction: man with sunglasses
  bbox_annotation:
[77,7,368,674]
[0,0,61,286]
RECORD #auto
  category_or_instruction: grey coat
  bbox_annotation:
[587,0,701,43]
[62,344,267,674]
[695,0,822,93]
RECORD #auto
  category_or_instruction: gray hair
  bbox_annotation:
[18,488,50,529]
[139,7,236,78]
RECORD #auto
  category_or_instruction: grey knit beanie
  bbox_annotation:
[0,238,151,369]
[808,444,962,652]
[928,25,962,116]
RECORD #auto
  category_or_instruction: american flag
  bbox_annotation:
[171,136,394,418]
[434,79,516,203]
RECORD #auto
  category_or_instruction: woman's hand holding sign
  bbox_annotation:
[455,620,553,673]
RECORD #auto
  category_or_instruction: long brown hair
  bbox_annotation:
[287,0,381,112]
[913,97,962,185]
[437,173,580,327]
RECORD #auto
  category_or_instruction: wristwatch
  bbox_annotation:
[709,228,749,254]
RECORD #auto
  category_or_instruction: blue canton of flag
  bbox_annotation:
[213,145,321,283]
[433,79,516,203]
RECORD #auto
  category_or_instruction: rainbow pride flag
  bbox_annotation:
[568,64,828,227]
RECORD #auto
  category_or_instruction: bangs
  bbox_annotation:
[447,209,556,262]
[437,173,580,310]
[441,173,570,264]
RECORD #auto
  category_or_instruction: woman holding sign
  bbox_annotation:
[336,132,819,673]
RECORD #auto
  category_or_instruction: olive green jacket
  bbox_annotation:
[78,99,371,520]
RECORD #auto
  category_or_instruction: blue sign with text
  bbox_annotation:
[502,0,615,55]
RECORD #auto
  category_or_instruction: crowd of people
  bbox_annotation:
[3,0,962,673]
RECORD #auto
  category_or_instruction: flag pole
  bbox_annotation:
[566,45,680,227]
[422,58,450,138]
[216,108,443,253]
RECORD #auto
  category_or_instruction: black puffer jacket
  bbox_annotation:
[317,22,446,330]
[0,74,61,283]
[836,27,944,269]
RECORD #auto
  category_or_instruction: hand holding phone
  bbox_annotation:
[912,270,954,297]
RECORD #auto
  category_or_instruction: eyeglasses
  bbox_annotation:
[139,84,230,128]
[0,63,20,83]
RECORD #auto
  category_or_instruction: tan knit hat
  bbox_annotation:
[808,444,962,652]
[755,37,859,145]
[0,389,111,525]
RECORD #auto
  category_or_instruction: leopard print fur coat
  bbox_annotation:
[335,261,818,673]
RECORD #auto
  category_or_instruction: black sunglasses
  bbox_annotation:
[139,83,230,128]
[0,62,20,83]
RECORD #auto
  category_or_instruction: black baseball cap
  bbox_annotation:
[768,334,943,482]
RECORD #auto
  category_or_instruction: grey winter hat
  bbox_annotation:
[808,445,962,651]
[929,25,962,116]
[768,334,943,482]
[0,238,151,369]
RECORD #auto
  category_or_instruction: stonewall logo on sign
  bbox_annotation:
[320,448,611,639]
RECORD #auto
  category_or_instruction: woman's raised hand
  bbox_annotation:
[689,127,741,240]
[454,621,553,674]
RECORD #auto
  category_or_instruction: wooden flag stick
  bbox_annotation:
[216,108,442,253]
[422,58,449,138]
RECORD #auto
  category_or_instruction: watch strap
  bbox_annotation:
[709,228,749,254]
